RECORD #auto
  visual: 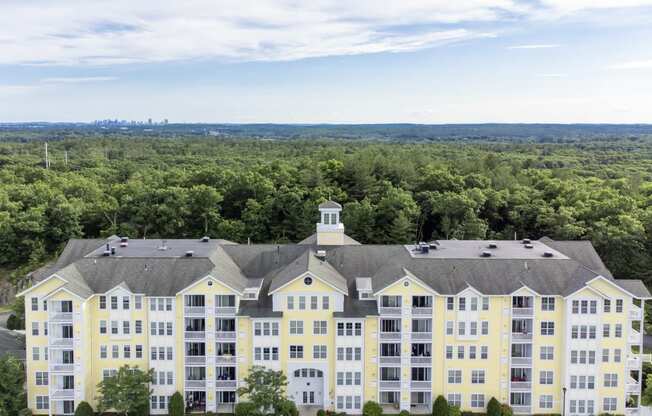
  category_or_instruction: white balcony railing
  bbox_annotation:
[627,379,641,393]
[412,307,432,316]
[512,308,533,317]
[629,329,642,344]
[215,331,236,340]
[411,332,432,341]
[510,381,532,390]
[630,306,643,320]
[215,380,237,389]
[50,363,74,372]
[411,356,432,365]
[511,332,533,341]
[51,389,75,400]
[511,405,531,414]
[184,331,206,340]
[379,332,401,340]
[379,307,402,316]
[410,380,431,389]
[50,338,74,348]
[185,356,206,365]
[379,356,401,365]
[216,355,237,364]
[185,379,206,389]
[511,357,532,366]
[215,307,236,316]
[378,380,401,389]
[49,312,73,322]
[184,306,205,316]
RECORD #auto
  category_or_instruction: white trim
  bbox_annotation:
[16,274,68,297]
[564,283,610,300]
[584,275,640,298]
[509,284,541,297]
[176,274,243,296]
[42,286,87,301]
[457,284,485,297]
[105,282,133,295]
[373,274,438,296]
[269,271,348,296]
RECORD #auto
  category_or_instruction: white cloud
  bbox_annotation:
[40,76,118,84]
[608,59,652,69]
[0,0,650,66]
[508,44,561,49]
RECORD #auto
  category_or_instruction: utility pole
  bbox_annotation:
[44,142,49,169]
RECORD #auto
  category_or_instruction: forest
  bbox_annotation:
[0,131,651,292]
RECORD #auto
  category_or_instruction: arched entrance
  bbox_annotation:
[288,368,324,406]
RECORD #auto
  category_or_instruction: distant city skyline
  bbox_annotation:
[1,1,652,123]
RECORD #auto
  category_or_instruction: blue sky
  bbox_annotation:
[1,0,652,123]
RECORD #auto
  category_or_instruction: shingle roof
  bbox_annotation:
[318,200,342,209]
[268,250,348,294]
[297,233,361,245]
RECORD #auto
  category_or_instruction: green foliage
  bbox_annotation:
[237,366,288,415]
[276,399,299,416]
[96,365,153,416]
[399,410,410,416]
[0,355,26,416]
[6,314,20,330]
[74,401,94,416]
[487,397,501,416]
[168,392,184,416]
[17,409,32,416]
[235,401,258,416]
[449,405,461,416]
[499,404,513,416]
[317,410,327,416]
[363,401,383,416]
[642,372,652,405]
[432,396,449,416]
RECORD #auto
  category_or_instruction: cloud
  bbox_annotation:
[0,0,650,66]
[608,59,652,69]
[508,44,561,49]
[40,76,118,84]
[536,73,568,77]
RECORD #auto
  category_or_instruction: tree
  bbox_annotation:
[74,401,94,416]
[362,401,383,416]
[487,397,501,416]
[642,372,652,405]
[96,365,153,416]
[168,392,184,416]
[432,395,449,416]
[235,402,258,416]
[237,366,288,415]
[0,355,26,416]
[276,399,299,416]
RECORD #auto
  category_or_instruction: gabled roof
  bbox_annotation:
[297,232,361,246]
[319,200,342,209]
[268,250,348,295]
[613,279,651,298]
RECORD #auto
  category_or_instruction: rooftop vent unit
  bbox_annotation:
[481,251,492,257]
[110,247,116,255]
[428,243,438,250]
[120,236,129,243]
[158,240,168,251]
[522,239,531,245]
[185,250,194,257]
[524,244,534,249]
[120,241,128,248]
[316,250,327,259]
[201,236,210,243]
[102,250,111,256]
[420,245,430,254]
[488,242,498,249]
[543,251,554,258]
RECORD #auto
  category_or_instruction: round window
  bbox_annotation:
[404,281,410,287]
[304,276,313,286]
[208,281,213,286]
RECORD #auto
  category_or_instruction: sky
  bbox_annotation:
[1,0,652,124]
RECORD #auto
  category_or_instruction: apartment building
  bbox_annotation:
[20,201,650,416]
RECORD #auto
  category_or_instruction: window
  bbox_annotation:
[299,296,306,310]
[287,296,294,310]
[290,345,303,359]
[310,296,318,310]
[313,320,327,335]
[482,297,489,310]
[481,321,489,335]
[290,320,303,335]
[614,349,621,363]
[166,322,172,336]
[123,296,130,310]
[31,297,38,311]
[124,345,131,359]
[602,349,609,363]
[43,300,47,311]
[448,369,462,384]
[458,346,465,359]
[603,398,617,412]
[459,298,466,311]
[166,347,173,360]
[111,296,118,310]
[615,324,622,337]
[540,395,553,409]
[458,321,465,336]
[448,394,461,407]
[165,298,172,311]
[541,297,555,311]
[469,345,477,359]
[471,394,485,408]
[590,300,597,313]
[540,346,553,360]
[136,345,143,358]
[471,297,478,311]
[111,321,118,335]
[123,321,130,335]
[35,371,48,386]
[44,347,48,360]
[481,346,488,359]
[381,295,402,307]
[313,345,327,359]
[33,347,39,361]
[447,297,454,310]
[446,321,454,335]
[572,300,579,314]
[616,299,623,313]
[135,295,142,309]
[322,296,329,310]
[446,346,453,359]
[112,345,119,359]
[135,320,142,334]
[100,320,107,334]
[100,345,107,358]
[604,299,611,312]
[539,371,553,385]
[411,367,431,381]
[603,324,610,337]
[604,373,618,387]
[541,321,554,335]
[470,321,478,335]
[32,322,39,336]
[472,370,485,384]
[36,396,49,410]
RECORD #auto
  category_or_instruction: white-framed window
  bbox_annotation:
[31,297,38,311]
[313,345,327,359]
[112,345,119,359]
[100,345,107,359]
[469,345,477,359]
[134,295,142,309]
[111,320,118,334]
[481,321,489,335]
[448,393,461,407]
[446,321,454,335]
[471,370,485,384]
[35,371,48,385]
[541,297,555,311]
[615,324,622,337]
[313,320,327,335]
[100,320,107,334]
[481,345,488,359]
[539,371,553,385]
[135,320,142,334]
[604,299,611,312]
[471,394,485,408]
[458,298,466,311]
[289,345,303,359]
[603,324,610,337]
[123,296,130,310]
[604,373,618,387]
[99,295,106,309]
[289,320,303,335]
[457,345,464,359]
[123,320,130,335]
[136,345,143,358]
[111,296,118,310]
[32,321,39,336]
[447,297,454,310]
[447,369,462,384]
[470,321,478,336]
[287,296,294,310]
[36,396,49,410]
[539,395,553,409]
[322,296,329,310]
[603,398,617,412]
[446,345,453,359]
[299,296,306,310]
[32,347,39,361]
[458,321,465,336]
[540,346,553,360]
[482,297,489,311]
[540,321,554,335]
[616,299,623,313]
[310,296,318,310]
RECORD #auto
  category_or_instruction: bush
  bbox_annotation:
[205,412,217,416]
[6,314,19,330]
[317,410,327,416]
[18,409,32,416]
[276,399,298,416]
[74,401,94,416]
[169,392,184,416]
[487,398,500,416]
[363,401,383,416]
[400,410,410,416]
[499,404,513,416]
[449,405,461,416]
[432,396,449,416]
[235,401,258,416]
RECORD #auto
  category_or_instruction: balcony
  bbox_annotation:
[511,332,532,341]
[626,408,641,416]
[378,380,401,389]
[410,380,431,390]
[184,306,206,316]
[185,379,206,389]
[627,355,652,368]
[380,332,401,340]
[50,363,74,372]
[51,389,75,400]
[379,356,401,365]
[215,307,236,316]
[379,307,402,316]
[512,308,533,317]
[511,357,532,366]
[629,329,642,344]
[411,356,432,365]
[412,307,432,316]
[627,378,641,393]
[216,355,237,364]
[50,312,73,322]
[510,381,532,390]
[511,405,531,414]
[630,306,643,320]
[215,380,237,389]
[50,338,74,348]
[184,331,206,340]
[215,331,236,340]
[185,356,206,365]
[411,332,432,341]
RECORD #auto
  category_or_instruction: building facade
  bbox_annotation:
[20,202,650,416]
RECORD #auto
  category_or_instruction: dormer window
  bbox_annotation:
[322,212,339,225]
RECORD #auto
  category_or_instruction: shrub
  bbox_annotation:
[487,398,501,416]
[276,399,299,416]
[169,392,184,416]
[400,410,410,416]
[449,405,461,416]
[317,410,327,416]
[205,412,217,416]
[18,409,32,416]
[235,401,258,416]
[499,404,513,416]
[6,314,19,330]
[74,401,94,416]
[363,400,383,416]
[432,395,449,416]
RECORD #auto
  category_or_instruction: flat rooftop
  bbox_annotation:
[406,240,569,260]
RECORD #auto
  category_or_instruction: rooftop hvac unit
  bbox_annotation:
[102,250,111,257]
[522,239,531,245]
[120,242,128,247]
[543,251,554,258]
[488,242,498,249]
[185,251,194,257]
[524,244,534,249]
[120,236,129,243]
[316,250,327,259]
[481,251,492,257]
[420,245,430,254]
[201,236,210,242]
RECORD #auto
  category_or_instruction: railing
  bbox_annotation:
[410,381,431,389]
[379,356,401,365]
[629,329,642,344]
[216,355,237,364]
[379,332,401,340]
[185,379,206,389]
[512,308,533,317]
[630,306,643,320]
[50,363,74,372]
[378,381,401,389]
[627,379,641,393]
[626,408,640,416]
[411,356,432,365]
[510,381,532,390]
[511,332,532,341]
[49,312,73,322]
[215,331,236,340]
[215,380,237,389]
[51,389,75,400]
[511,405,531,414]
[215,307,237,316]
[411,332,432,341]
[379,307,402,316]
[184,306,206,316]
[184,331,206,340]
[412,307,432,316]
[185,356,206,365]
[50,338,74,348]
[511,357,532,366]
